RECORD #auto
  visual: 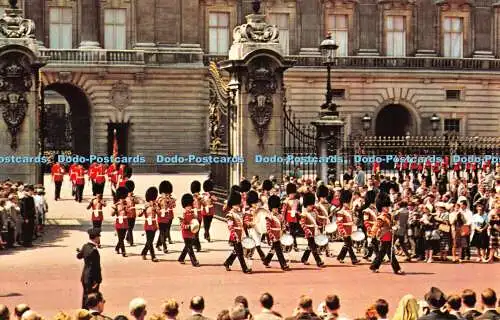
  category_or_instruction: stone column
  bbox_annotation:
[79,0,101,49]
[134,0,156,49]
[312,114,344,183]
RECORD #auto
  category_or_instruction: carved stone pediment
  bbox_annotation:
[233,14,279,44]
[434,0,473,10]
[0,8,35,38]
[322,0,358,9]
[110,81,130,112]
[378,0,415,9]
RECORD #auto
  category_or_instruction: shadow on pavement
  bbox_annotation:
[0,293,23,297]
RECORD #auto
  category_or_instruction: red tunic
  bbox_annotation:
[119,177,128,187]
[266,213,282,243]
[69,164,78,183]
[453,162,462,172]
[75,166,85,185]
[299,210,316,239]
[125,195,137,219]
[89,163,97,182]
[241,192,247,210]
[113,201,128,230]
[193,194,202,222]
[89,198,105,221]
[157,194,175,223]
[201,192,216,217]
[402,161,409,170]
[243,208,254,231]
[282,198,299,223]
[181,209,196,239]
[107,164,118,185]
[363,208,377,235]
[226,210,244,242]
[314,206,328,227]
[336,210,353,237]
[373,162,380,173]
[95,164,106,184]
[51,163,64,182]
[143,204,158,231]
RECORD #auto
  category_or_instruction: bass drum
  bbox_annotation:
[280,234,294,253]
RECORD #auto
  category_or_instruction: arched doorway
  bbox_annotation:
[375,104,413,136]
[43,83,91,157]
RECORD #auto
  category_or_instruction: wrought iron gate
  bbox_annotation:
[207,62,231,204]
[43,103,73,165]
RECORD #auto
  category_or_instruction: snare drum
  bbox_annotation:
[280,234,294,253]
[325,222,337,234]
[242,237,256,258]
[314,234,329,252]
[351,230,366,242]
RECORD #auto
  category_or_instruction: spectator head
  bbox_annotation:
[365,304,378,320]
[75,309,90,320]
[190,296,205,313]
[113,316,129,320]
[234,296,249,309]
[461,289,477,308]
[260,293,274,310]
[481,289,497,308]
[393,295,418,320]
[129,298,147,320]
[14,305,29,320]
[298,295,313,312]
[217,310,231,320]
[0,304,9,320]
[86,292,105,313]
[53,312,71,320]
[20,311,41,320]
[375,299,389,319]
[446,295,461,312]
[325,295,340,313]
[424,287,447,309]
[229,305,247,320]
[161,299,179,318]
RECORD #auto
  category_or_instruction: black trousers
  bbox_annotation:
[414,236,425,258]
[365,238,380,258]
[165,220,173,242]
[338,236,358,262]
[156,222,168,250]
[22,220,34,246]
[81,282,100,309]
[91,181,97,196]
[179,238,198,265]
[193,227,201,251]
[264,241,288,269]
[397,235,411,258]
[203,215,214,241]
[4,224,15,247]
[54,181,62,200]
[461,235,471,259]
[115,228,127,254]
[224,241,249,271]
[75,184,84,202]
[301,237,323,266]
[126,218,135,245]
[370,241,401,273]
[141,230,156,259]
[289,222,300,248]
[95,183,105,195]
[92,220,102,229]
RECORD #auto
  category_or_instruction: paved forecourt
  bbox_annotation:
[0,173,498,319]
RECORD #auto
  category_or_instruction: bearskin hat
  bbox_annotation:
[181,193,194,208]
[262,179,273,191]
[376,191,391,212]
[339,189,352,204]
[145,187,158,202]
[303,192,316,207]
[286,183,297,195]
[239,179,251,193]
[124,167,133,178]
[159,180,173,194]
[247,190,259,205]
[228,192,242,207]
[268,195,281,210]
[203,179,214,192]
[125,180,135,193]
[316,185,329,198]
[190,180,201,194]
[116,187,129,200]
[230,185,241,193]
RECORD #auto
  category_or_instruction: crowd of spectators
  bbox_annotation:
[1,287,499,320]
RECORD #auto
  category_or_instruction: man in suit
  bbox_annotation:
[185,296,211,320]
[417,287,457,320]
[445,295,464,320]
[19,185,36,247]
[476,289,500,320]
[461,289,481,320]
[285,295,321,320]
[254,293,282,320]
[77,228,102,309]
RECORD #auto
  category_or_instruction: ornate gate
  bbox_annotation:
[207,62,231,204]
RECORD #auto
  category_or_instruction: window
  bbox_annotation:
[443,17,463,58]
[104,9,126,49]
[208,12,230,54]
[385,16,406,56]
[326,15,348,57]
[444,119,460,133]
[332,89,345,99]
[268,13,290,55]
[446,89,461,100]
[49,7,72,49]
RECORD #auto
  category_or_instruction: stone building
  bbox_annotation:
[10,0,500,172]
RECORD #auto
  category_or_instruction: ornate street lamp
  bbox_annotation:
[319,33,339,116]
[430,113,440,136]
[362,113,372,135]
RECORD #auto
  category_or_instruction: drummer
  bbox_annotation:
[243,190,267,263]
[282,183,301,252]
[300,192,325,268]
[316,185,334,257]
[263,195,290,271]
[336,201,360,265]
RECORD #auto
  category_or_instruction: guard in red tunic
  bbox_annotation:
[94,163,107,196]
[201,180,217,242]
[107,163,119,200]
[263,195,290,271]
[156,180,175,252]
[178,193,200,267]
[316,185,333,257]
[75,164,85,203]
[243,190,267,262]
[111,187,129,257]
[453,161,462,178]
[86,193,106,230]
[51,161,65,200]
[139,187,159,262]
[119,167,132,187]
[362,203,379,260]
[336,201,359,264]
[69,162,78,198]
[300,192,324,267]
[124,180,141,246]
[223,191,251,273]
[190,180,202,252]
[281,183,300,252]
[239,179,251,211]
[89,162,98,196]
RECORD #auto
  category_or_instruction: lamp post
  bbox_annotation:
[312,33,344,183]
[362,113,372,136]
[430,113,440,136]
